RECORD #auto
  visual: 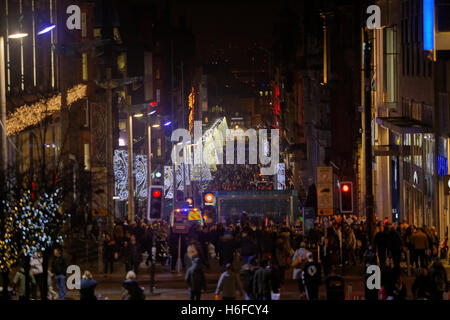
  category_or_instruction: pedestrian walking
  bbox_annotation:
[291,241,310,298]
[240,257,258,300]
[51,248,67,300]
[253,259,272,300]
[411,228,429,269]
[103,233,116,275]
[302,252,322,300]
[215,263,244,300]
[185,257,207,300]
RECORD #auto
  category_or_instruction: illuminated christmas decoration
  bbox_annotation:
[277,163,286,190]
[164,166,174,199]
[188,87,195,134]
[1,189,68,271]
[176,164,184,191]
[6,84,88,136]
[134,155,148,199]
[114,150,148,201]
[114,150,129,201]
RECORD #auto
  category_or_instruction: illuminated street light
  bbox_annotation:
[152,124,160,128]
[148,110,156,115]
[133,113,144,118]
[37,24,56,35]
[8,32,28,39]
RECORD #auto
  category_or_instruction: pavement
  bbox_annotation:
[60,257,450,300]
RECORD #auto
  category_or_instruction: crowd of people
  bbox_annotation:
[8,212,449,300]
[207,164,295,191]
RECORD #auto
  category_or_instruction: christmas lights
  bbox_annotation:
[6,84,88,136]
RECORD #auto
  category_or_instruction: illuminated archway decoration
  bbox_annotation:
[6,84,88,136]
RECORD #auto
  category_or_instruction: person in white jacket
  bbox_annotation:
[30,251,43,299]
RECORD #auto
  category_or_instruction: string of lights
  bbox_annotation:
[6,84,88,136]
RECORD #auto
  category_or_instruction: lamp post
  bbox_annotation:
[0,36,7,174]
[1,32,29,173]
[126,96,135,223]
[146,110,157,220]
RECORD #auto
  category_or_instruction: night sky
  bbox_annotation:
[165,0,280,65]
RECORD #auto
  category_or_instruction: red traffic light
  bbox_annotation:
[342,184,350,193]
[152,190,161,198]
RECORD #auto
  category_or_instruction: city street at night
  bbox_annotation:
[1,0,450,315]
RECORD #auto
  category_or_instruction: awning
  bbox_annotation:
[376,117,433,134]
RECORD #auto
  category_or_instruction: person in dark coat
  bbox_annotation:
[240,232,256,265]
[253,259,272,300]
[128,235,142,274]
[218,232,236,268]
[302,252,322,301]
[374,224,387,267]
[80,271,97,300]
[240,257,258,300]
[385,223,403,273]
[103,234,116,275]
[185,257,207,300]
[412,267,435,299]
[121,271,145,300]
[51,248,67,300]
[428,258,449,300]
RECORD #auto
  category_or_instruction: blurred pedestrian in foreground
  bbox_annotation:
[302,252,322,300]
[216,263,244,300]
[185,257,207,300]
[51,248,67,300]
[121,271,145,300]
[80,271,97,301]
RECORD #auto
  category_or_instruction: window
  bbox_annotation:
[413,134,422,168]
[82,13,87,38]
[82,52,88,81]
[383,26,398,109]
[84,143,90,170]
[84,100,89,127]
[157,138,162,157]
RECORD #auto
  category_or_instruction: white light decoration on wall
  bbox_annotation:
[164,166,174,199]
[134,155,148,199]
[277,163,286,190]
[176,164,184,191]
[114,150,128,201]
[114,151,148,201]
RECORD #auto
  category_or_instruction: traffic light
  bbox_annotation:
[150,186,163,219]
[340,182,353,213]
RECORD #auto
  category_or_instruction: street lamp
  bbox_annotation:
[37,24,56,36]
[1,32,29,173]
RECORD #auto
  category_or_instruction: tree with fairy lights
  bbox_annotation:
[0,201,19,299]
[2,189,68,300]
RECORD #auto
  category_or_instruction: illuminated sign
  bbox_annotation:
[438,156,448,176]
[423,0,435,51]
